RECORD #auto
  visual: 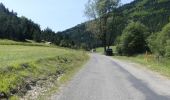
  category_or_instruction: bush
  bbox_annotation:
[148,22,170,58]
[166,46,170,58]
[116,21,149,56]
[147,33,158,54]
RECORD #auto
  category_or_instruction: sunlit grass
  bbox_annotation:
[0,45,70,67]
[0,44,89,99]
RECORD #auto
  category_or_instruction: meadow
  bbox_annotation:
[0,45,69,67]
[0,40,89,99]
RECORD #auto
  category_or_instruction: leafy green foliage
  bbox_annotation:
[116,21,149,56]
[84,0,120,52]
[106,10,126,46]
[148,23,170,58]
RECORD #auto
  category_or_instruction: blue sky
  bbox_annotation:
[0,0,134,32]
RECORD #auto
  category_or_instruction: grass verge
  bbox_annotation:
[113,55,170,78]
[37,53,89,100]
[96,46,170,78]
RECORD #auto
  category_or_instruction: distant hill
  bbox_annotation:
[58,23,102,50]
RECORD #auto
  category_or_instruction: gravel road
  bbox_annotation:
[52,53,170,100]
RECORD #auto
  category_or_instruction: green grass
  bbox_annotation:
[0,43,89,99]
[0,45,68,67]
[0,39,49,46]
[37,53,89,100]
[114,55,170,78]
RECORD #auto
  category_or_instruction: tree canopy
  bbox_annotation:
[116,21,149,56]
[84,0,120,52]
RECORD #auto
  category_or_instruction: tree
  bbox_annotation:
[116,21,149,56]
[84,0,120,53]
[41,27,55,42]
[106,10,125,48]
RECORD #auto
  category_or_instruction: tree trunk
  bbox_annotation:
[103,16,107,54]
[107,45,110,49]
[103,33,107,54]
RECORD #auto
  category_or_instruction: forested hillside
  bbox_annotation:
[0,3,61,45]
[58,23,102,50]
[120,0,170,32]
[60,0,170,50]
[0,3,41,41]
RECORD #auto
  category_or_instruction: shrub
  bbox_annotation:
[116,21,149,56]
[148,22,170,58]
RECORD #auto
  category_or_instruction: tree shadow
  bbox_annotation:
[111,61,170,100]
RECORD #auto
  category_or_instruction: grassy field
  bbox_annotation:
[0,45,68,67]
[0,41,89,99]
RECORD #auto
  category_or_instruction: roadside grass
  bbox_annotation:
[0,44,89,99]
[96,46,170,78]
[114,55,170,78]
[37,53,89,100]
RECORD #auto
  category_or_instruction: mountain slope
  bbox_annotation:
[121,0,170,32]
[58,23,102,50]
[59,0,170,49]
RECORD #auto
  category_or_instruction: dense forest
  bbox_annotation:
[0,3,40,41]
[0,0,170,57]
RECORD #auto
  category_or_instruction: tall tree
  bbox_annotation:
[84,0,120,53]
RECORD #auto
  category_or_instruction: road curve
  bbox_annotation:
[52,53,170,100]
